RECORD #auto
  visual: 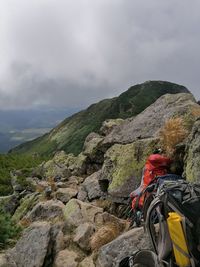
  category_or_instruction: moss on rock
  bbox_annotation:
[184,118,200,182]
[12,193,40,222]
[101,138,159,198]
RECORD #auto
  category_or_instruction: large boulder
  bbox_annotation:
[56,188,78,204]
[96,227,151,267]
[103,93,198,145]
[73,223,95,251]
[184,118,200,182]
[83,132,104,163]
[63,199,103,229]
[25,200,65,222]
[81,171,103,201]
[64,199,127,231]
[40,151,88,178]
[8,222,51,267]
[101,138,159,199]
[40,151,74,179]
[68,153,88,176]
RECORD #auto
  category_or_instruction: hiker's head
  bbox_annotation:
[153,148,162,154]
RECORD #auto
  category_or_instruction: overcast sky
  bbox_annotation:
[0,0,200,110]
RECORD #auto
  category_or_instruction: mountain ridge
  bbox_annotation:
[9,80,190,156]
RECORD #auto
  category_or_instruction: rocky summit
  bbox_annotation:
[0,81,200,267]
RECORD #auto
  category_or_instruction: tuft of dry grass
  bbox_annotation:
[35,184,45,193]
[90,222,121,251]
[159,117,189,157]
[47,177,57,191]
[19,217,31,228]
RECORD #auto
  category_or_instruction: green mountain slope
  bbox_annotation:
[10,81,190,156]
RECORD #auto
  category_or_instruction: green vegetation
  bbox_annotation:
[0,154,47,196]
[10,81,189,156]
[0,208,21,249]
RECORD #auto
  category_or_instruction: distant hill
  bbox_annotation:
[10,81,190,156]
[0,108,78,153]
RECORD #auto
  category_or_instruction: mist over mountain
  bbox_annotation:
[0,107,79,153]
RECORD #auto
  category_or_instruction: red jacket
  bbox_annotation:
[131,154,171,209]
[142,154,171,186]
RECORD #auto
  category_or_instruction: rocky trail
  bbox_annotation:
[0,92,200,267]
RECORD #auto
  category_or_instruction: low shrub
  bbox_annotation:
[0,208,21,249]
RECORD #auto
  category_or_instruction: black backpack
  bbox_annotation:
[145,179,200,267]
[119,250,167,267]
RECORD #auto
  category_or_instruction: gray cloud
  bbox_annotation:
[0,0,200,110]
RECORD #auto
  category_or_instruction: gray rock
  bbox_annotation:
[100,119,124,136]
[100,138,159,199]
[83,132,104,163]
[184,118,200,182]
[45,222,65,265]
[73,223,95,251]
[54,249,79,267]
[41,151,75,179]
[9,222,51,267]
[82,171,103,201]
[96,227,151,267]
[77,187,88,202]
[103,93,197,145]
[26,200,65,222]
[56,188,78,204]
[64,199,103,229]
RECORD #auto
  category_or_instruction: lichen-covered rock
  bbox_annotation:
[73,223,95,251]
[64,199,103,229]
[184,118,200,182]
[81,171,103,201]
[100,119,124,136]
[96,227,151,267]
[41,150,89,179]
[101,138,159,199]
[68,153,88,175]
[8,222,51,267]
[83,132,104,162]
[103,93,198,145]
[41,151,73,179]
[25,200,65,222]
[56,188,78,204]
[54,249,79,267]
[12,193,40,222]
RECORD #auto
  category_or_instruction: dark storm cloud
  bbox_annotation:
[0,0,200,110]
